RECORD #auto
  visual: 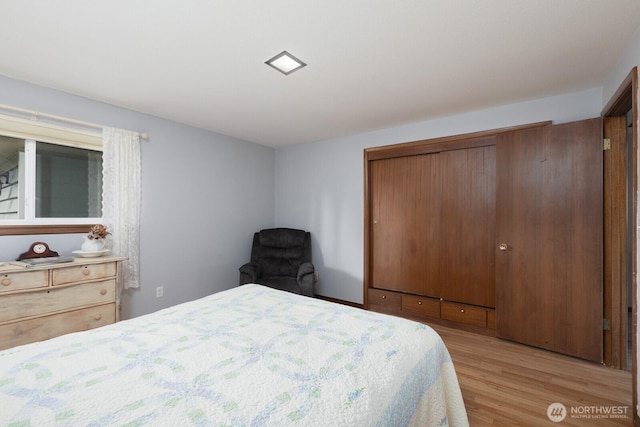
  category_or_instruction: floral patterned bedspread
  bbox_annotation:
[0,284,468,426]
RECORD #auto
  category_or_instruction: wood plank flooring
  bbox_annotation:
[429,324,633,426]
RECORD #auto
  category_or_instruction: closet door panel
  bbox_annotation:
[439,144,496,307]
[370,155,440,295]
[495,118,603,363]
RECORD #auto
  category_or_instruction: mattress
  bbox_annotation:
[0,284,468,426]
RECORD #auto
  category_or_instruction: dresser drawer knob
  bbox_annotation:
[1,277,11,286]
[418,301,422,305]
[94,314,102,321]
[82,268,91,276]
[100,289,107,295]
[460,309,465,313]
[381,295,386,299]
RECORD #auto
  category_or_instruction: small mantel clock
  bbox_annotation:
[17,242,60,261]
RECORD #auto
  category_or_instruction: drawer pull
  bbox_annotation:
[1,277,11,286]
[417,301,422,305]
[460,309,465,313]
[94,314,102,321]
[381,295,386,299]
[82,268,91,276]
[100,289,107,295]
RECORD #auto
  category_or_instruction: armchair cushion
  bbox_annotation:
[259,228,306,248]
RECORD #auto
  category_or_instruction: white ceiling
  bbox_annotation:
[1,1,639,148]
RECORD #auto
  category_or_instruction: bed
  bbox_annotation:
[0,284,468,426]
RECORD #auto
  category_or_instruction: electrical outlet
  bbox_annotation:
[156,286,163,298]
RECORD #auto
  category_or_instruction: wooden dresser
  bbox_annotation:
[0,256,126,350]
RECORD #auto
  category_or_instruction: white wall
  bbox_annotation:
[603,25,640,107]
[274,88,603,304]
[0,76,276,319]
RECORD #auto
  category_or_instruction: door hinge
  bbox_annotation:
[603,138,611,150]
[603,318,611,331]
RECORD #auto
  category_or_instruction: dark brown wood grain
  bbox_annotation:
[401,294,441,318]
[603,115,628,369]
[367,287,402,315]
[441,302,488,328]
[0,224,88,236]
[365,122,551,161]
[439,144,496,307]
[495,118,603,363]
[370,154,441,295]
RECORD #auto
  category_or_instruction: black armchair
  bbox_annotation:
[239,228,315,296]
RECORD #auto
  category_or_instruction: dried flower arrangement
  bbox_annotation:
[87,224,111,240]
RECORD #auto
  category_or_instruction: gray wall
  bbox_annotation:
[0,76,276,319]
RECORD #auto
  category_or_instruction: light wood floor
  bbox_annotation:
[430,324,633,426]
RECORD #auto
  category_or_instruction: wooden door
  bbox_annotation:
[495,118,603,363]
[370,154,441,295]
[439,143,496,307]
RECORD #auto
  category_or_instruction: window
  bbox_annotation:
[0,113,103,233]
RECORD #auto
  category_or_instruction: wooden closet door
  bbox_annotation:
[370,154,440,295]
[439,143,496,307]
[495,118,603,363]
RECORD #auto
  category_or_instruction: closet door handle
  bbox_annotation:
[498,243,509,251]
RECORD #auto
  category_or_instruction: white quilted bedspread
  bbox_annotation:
[0,284,468,426]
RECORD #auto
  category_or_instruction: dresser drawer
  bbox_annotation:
[0,280,116,323]
[0,270,49,294]
[487,309,496,329]
[0,303,116,350]
[53,262,117,285]
[401,295,440,318]
[368,288,401,315]
[441,302,487,328]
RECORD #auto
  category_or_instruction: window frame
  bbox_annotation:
[0,113,103,236]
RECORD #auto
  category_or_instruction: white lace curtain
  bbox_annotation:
[102,127,141,289]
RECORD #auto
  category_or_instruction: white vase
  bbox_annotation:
[81,237,105,252]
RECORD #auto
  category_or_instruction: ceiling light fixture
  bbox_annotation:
[265,51,307,75]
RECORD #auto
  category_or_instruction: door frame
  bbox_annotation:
[603,115,628,368]
[601,66,638,421]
